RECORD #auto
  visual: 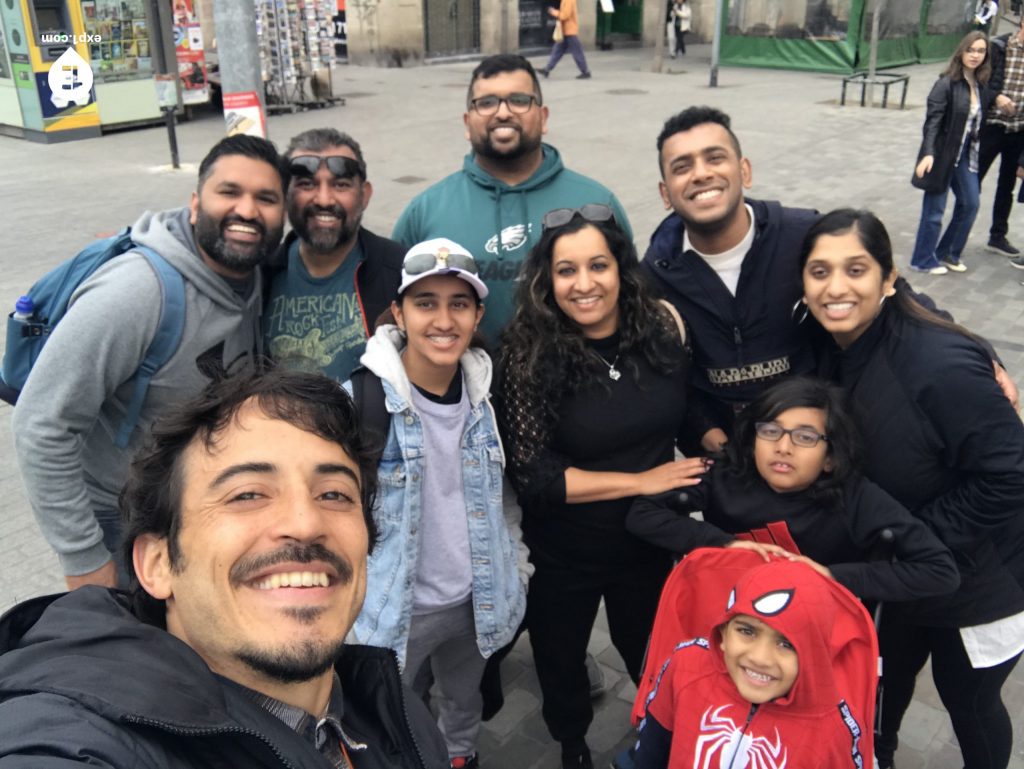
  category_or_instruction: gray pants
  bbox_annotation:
[404,601,486,758]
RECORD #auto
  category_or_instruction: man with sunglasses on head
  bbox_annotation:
[12,134,285,592]
[392,54,630,344]
[264,129,405,381]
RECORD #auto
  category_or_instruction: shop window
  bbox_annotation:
[80,0,152,82]
[727,0,851,40]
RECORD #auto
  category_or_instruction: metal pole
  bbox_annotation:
[148,0,180,168]
[867,0,883,107]
[213,0,267,136]
[710,0,724,86]
[163,107,181,169]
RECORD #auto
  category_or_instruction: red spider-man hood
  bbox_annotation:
[710,559,846,715]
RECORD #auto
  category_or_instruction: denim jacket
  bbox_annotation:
[349,326,529,668]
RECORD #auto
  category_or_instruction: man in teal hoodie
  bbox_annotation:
[392,54,631,344]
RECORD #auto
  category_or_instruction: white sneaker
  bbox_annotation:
[910,264,949,275]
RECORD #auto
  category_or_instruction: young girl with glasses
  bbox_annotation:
[627,375,958,604]
[498,207,701,769]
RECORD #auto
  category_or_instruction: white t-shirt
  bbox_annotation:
[682,204,756,296]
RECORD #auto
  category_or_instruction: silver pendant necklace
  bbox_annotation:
[596,352,621,381]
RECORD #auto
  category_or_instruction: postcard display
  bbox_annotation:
[81,0,152,82]
[256,0,336,107]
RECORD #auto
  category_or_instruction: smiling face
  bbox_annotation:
[464,69,548,163]
[287,145,372,257]
[550,225,621,339]
[392,274,484,380]
[720,614,799,704]
[802,229,898,349]
[658,122,752,248]
[190,154,286,277]
[134,402,368,689]
[753,406,832,494]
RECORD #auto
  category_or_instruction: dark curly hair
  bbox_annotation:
[499,213,685,426]
[725,376,863,513]
[120,366,378,627]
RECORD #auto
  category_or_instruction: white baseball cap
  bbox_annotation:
[397,238,489,299]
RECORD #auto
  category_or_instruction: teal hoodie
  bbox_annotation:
[392,144,632,343]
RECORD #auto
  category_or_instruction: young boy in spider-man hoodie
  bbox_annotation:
[633,555,876,769]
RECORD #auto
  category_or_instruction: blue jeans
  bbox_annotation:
[910,144,980,269]
[546,35,589,75]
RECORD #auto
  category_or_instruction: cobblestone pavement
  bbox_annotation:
[1,44,1022,769]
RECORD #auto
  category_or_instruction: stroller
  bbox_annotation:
[631,547,880,762]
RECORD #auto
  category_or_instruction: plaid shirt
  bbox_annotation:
[223,673,367,769]
[989,35,1024,131]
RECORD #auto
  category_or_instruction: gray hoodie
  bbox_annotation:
[12,207,264,577]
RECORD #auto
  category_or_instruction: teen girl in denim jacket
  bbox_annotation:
[349,238,530,769]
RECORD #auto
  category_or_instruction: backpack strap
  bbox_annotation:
[114,247,186,448]
[351,366,389,465]
[658,298,687,346]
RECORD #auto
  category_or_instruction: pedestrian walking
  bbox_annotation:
[909,31,992,275]
[538,0,592,79]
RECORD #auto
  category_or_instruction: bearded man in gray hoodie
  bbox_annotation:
[12,134,287,591]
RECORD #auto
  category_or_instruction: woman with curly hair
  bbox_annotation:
[498,205,704,769]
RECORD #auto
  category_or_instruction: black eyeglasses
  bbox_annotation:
[542,204,617,231]
[404,249,480,276]
[288,155,366,180]
[754,422,829,448]
[469,92,539,116]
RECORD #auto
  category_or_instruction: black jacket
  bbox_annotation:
[641,201,819,437]
[0,588,449,769]
[912,75,991,194]
[818,305,1024,626]
[267,227,405,334]
[626,465,959,603]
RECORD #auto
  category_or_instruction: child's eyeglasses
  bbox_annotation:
[754,422,829,448]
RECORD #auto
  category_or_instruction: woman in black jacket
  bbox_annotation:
[498,206,700,769]
[909,31,992,275]
[800,208,1024,769]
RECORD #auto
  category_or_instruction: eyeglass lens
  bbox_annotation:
[755,422,825,448]
[471,93,537,115]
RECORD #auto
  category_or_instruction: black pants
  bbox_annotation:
[875,610,1021,769]
[978,123,1024,241]
[526,556,669,746]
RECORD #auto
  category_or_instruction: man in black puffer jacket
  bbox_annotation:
[642,106,819,452]
[0,369,448,769]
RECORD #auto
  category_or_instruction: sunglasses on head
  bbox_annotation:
[404,249,480,276]
[541,204,617,231]
[288,155,365,180]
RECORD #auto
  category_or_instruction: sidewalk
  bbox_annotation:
[1,44,1022,769]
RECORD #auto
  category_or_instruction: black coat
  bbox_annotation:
[911,75,990,194]
[642,200,819,437]
[626,464,959,603]
[0,588,449,769]
[818,305,1024,627]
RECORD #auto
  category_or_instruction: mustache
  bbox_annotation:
[229,542,354,586]
[302,204,347,221]
[221,214,266,237]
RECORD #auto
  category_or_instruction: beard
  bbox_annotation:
[194,209,284,273]
[288,199,360,254]
[471,120,543,162]
[235,634,346,683]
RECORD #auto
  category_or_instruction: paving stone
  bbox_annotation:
[481,688,542,741]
